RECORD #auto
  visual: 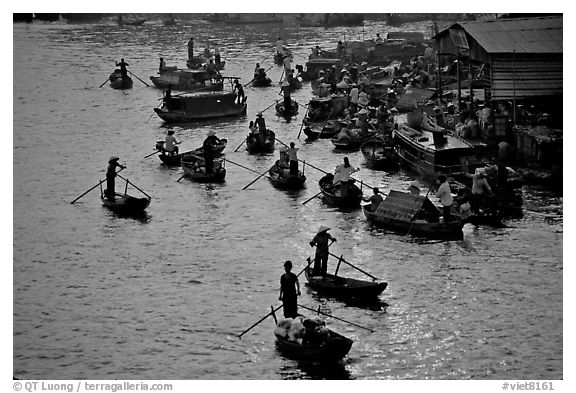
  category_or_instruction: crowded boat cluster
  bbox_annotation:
[75,15,562,362]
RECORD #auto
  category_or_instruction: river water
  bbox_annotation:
[12,16,563,381]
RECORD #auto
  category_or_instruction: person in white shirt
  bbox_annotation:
[435,174,454,222]
[471,170,493,213]
[333,157,360,196]
[276,37,284,56]
[164,130,180,155]
[287,142,299,176]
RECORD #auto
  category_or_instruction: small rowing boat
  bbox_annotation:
[331,129,377,150]
[274,316,353,361]
[109,69,133,89]
[101,193,150,215]
[275,100,299,118]
[318,174,363,208]
[360,138,398,169]
[304,265,387,300]
[181,154,226,183]
[268,163,306,190]
[246,130,275,154]
[156,139,227,166]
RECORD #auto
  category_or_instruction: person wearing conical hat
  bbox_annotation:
[255,112,267,142]
[202,129,221,174]
[105,156,126,200]
[309,225,336,276]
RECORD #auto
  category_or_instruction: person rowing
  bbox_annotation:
[309,225,336,276]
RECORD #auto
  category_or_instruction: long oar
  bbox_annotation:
[298,304,374,332]
[99,77,110,88]
[128,70,150,87]
[299,159,374,191]
[71,167,126,204]
[116,174,152,199]
[225,158,266,176]
[242,166,271,190]
[245,65,274,88]
[327,252,379,280]
[302,190,323,205]
[144,150,160,159]
[297,106,310,139]
[238,304,284,338]
[234,137,248,152]
[259,100,279,115]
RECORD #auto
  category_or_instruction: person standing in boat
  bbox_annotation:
[276,37,284,57]
[255,113,267,141]
[205,59,220,81]
[105,156,126,200]
[115,58,129,80]
[281,79,291,114]
[435,174,454,223]
[214,44,221,67]
[287,142,299,176]
[309,226,336,276]
[279,260,300,319]
[163,86,173,110]
[164,130,180,156]
[471,169,494,213]
[158,57,167,73]
[187,37,194,60]
[233,79,245,104]
[333,157,359,197]
[202,130,221,175]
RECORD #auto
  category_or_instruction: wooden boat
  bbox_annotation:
[156,139,227,166]
[306,95,348,122]
[251,73,272,87]
[275,100,299,117]
[101,193,150,215]
[274,48,292,65]
[154,90,247,122]
[362,190,464,240]
[318,174,363,208]
[331,130,377,150]
[304,265,387,300]
[303,121,341,140]
[267,164,306,190]
[393,118,477,178]
[288,77,303,92]
[150,69,223,92]
[246,130,275,154]
[274,318,353,361]
[109,70,133,89]
[360,138,398,169]
[181,154,226,183]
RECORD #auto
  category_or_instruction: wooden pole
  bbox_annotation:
[116,174,152,199]
[71,167,125,204]
[327,252,379,280]
[128,70,150,87]
[298,304,374,332]
[238,304,284,338]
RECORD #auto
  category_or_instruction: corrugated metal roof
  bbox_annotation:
[457,17,562,54]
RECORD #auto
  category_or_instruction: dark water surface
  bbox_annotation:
[13,18,563,380]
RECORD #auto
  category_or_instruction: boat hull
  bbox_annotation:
[154,92,247,122]
[246,131,275,154]
[101,194,150,215]
[361,140,398,169]
[363,205,464,240]
[319,176,363,208]
[268,166,306,190]
[181,156,226,183]
[304,267,387,299]
[274,330,353,361]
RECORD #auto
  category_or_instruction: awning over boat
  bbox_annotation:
[375,190,441,221]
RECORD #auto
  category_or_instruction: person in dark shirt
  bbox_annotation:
[279,260,300,319]
[202,130,221,174]
[105,156,126,200]
[233,79,245,104]
[115,58,129,80]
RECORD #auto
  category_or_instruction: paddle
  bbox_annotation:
[302,190,323,206]
[298,304,374,332]
[225,158,269,177]
[99,77,110,88]
[238,304,284,338]
[327,252,379,281]
[176,174,186,182]
[116,174,152,199]
[296,107,310,139]
[71,167,125,204]
[234,137,248,152]
[242,166,270,190]
[128,70,149,87]
[144,150,160,159]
